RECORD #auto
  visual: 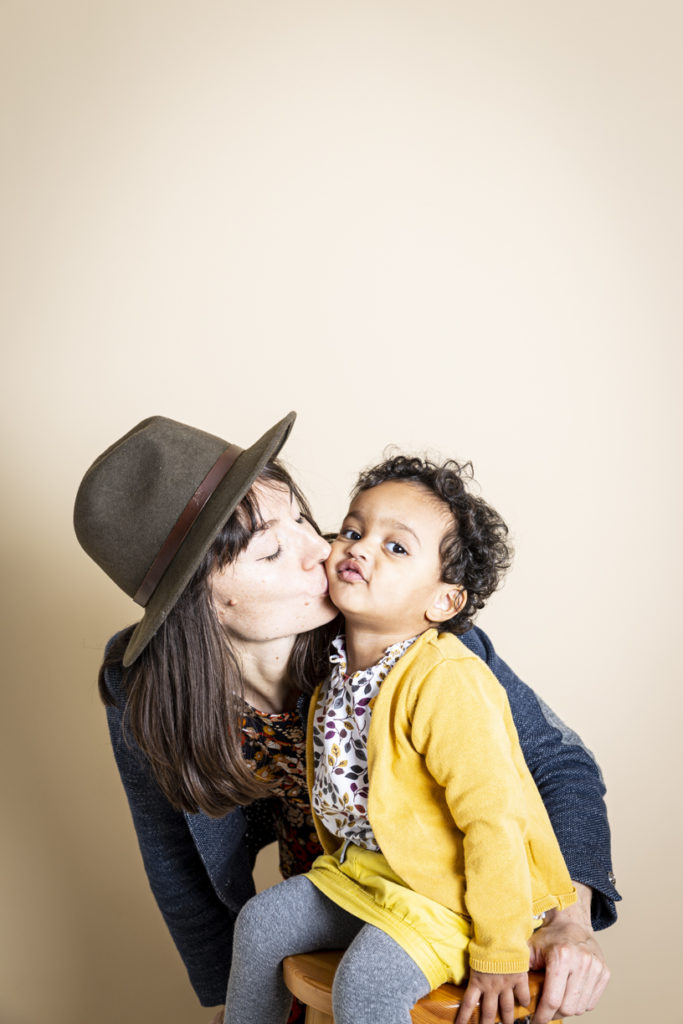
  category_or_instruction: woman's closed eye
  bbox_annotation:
[290,500,306,526]
[261,546,282,562]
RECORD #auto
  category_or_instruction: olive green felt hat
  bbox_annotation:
[74,411,296,666]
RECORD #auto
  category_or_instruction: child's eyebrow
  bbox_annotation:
[344,509,421,545]
[382,519,421,545]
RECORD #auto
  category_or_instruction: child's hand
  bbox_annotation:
[455,970,531,1024]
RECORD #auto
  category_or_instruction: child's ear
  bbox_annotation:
[428,585,466,624]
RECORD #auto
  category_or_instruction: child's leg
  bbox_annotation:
[224,874,366,1024]
[331,924,431,1024]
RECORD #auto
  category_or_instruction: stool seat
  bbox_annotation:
[283,950,560,1024]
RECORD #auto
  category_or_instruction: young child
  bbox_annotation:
[224,455,576,1024]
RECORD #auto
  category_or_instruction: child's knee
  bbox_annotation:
[234,880,312,965]
[332,953,398,1018]
[332,933,429,1023]
[234,890,276,948]
[331,952,365,1014]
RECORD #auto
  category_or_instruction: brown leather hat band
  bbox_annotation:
[134,443,243,607]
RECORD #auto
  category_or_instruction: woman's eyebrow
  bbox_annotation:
[253,518,276,534]
[254,494,300,534]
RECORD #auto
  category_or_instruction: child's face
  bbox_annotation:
[326,480,459,639]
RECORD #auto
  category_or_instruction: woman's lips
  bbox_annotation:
[336,559,366,583]
[314,570,330,596]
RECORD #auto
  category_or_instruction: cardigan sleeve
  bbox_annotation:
[459,626,620,928]
[411,659,543,972]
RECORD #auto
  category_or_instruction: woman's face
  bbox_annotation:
[209,481,336,645]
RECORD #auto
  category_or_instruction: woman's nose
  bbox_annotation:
[302,531,331,568]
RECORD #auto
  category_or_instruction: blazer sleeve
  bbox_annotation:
[103,660,238,1007]
[459,626,621,929]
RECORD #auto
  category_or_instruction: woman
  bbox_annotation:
[74,412,618,1024]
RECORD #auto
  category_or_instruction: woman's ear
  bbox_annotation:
[428,585,466,624]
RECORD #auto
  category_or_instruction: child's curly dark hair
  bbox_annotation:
[352,455,513,634]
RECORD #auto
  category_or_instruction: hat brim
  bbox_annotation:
[123,411,296,666]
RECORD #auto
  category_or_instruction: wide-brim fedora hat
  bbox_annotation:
[74,411,296,666]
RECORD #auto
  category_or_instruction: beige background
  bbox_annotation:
[2,2,681,1022]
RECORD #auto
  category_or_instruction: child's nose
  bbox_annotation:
[347,536,369,559]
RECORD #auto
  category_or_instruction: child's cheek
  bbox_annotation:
[324,538,344,574]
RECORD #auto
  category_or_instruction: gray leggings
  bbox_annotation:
[224,874,431,1024]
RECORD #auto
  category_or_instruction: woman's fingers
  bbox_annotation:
[534,947,611,1022]
[585,951,611,1010]
[570,950,610,1017]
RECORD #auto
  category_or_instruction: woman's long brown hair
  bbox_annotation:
[98,460,338,818]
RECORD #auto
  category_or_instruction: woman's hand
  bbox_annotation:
[455,970,530,1024]
[528,882,610,1024]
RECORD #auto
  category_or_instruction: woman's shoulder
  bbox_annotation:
[98,625,136,706]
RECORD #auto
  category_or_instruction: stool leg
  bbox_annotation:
[305,1008,334,1024]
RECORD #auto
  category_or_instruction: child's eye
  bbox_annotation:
[386,541,408,555]
[339,527,361,541]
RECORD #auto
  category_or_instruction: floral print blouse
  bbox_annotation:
[311,634,417,848]
[240,703,321,879]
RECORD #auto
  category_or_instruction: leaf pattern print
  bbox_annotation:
[312,634,417,850]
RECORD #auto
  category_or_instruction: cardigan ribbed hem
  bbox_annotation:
[532,888,577,916]
[468,955,530,974]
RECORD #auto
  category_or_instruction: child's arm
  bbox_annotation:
[459,624,619,929]
[410,655,576,975]
[456,970,530,1024]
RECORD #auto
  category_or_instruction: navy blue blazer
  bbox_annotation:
[102,625,620,1006]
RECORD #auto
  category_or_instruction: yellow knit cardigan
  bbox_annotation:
[306,629,577,973]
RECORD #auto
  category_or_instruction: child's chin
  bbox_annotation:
[328,581,350,607]
[329,597,353,618]
[329,595,362,622]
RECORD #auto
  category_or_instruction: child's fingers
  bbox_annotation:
[498,987,517,1024]
[480,989,502,1024]
[514,974,531,1009]
[454,984,481,1024]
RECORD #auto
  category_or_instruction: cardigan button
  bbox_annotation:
[608,870,616,886]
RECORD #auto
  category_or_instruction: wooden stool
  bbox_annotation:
[283,950,561,1024]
